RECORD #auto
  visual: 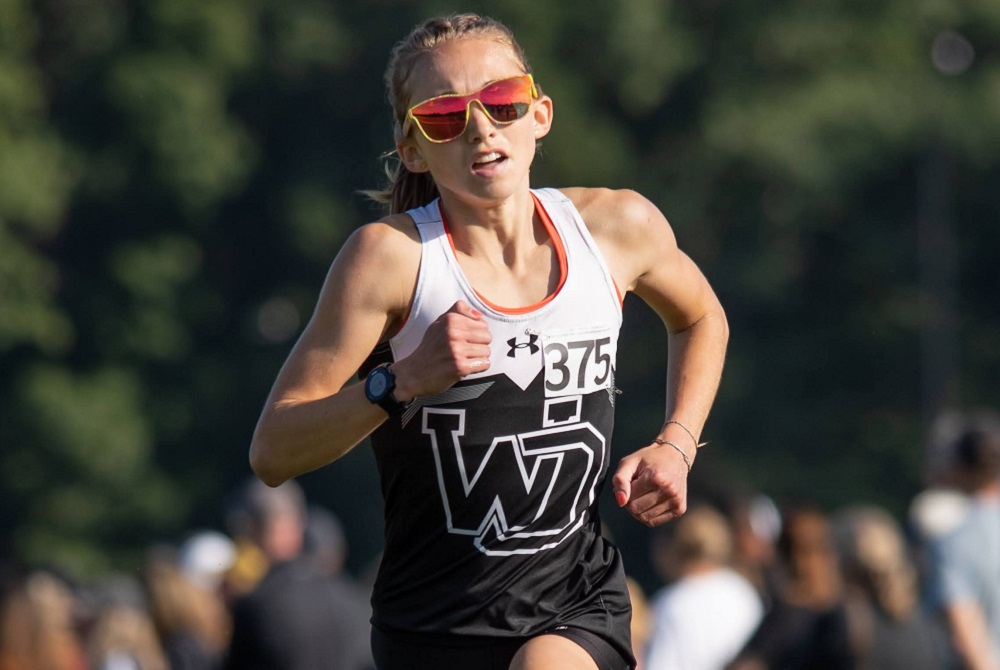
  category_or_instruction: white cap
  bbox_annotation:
[178,530,237,590]
[908,488,971,540]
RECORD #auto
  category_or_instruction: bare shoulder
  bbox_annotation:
[559,187,678,294]
[560,187,672,242]
[310,212,422,343]
[559,187,722,332]
[340,213,421,271]
[258,212,422,409]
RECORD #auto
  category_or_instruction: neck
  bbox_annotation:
[436,185,562,308]
[440,187,539,262]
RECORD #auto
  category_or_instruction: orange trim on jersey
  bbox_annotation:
[440,194,568,315]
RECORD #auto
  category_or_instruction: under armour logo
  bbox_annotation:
[507,334,540,357]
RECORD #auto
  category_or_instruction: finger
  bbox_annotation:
[628,494,684,525]
[629,467,682,501]
[444,305,491,337]
[611,457,639,508]
[626,467,683,504]
[636,507,684,528]
[453,335,492,375]
[625,473,684,523]
[451,332,491,361]
[459,325,493,344]
[448,300,483,320]
[467,357,491,374]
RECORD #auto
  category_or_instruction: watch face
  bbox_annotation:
[368,370,388,397]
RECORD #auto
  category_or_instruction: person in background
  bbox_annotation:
[303,505,350,576]
[908,409,976,591]
[144,544,232,670]
[926,409,1000,670]
[833,505,950,670]
[0,564,88,670]
[726,493,782,608]
[626,576,653,670]
[224,477,375,670]
[178,531,238,598]
[644,504,763,670]
[83,574,169,670]
[727,506,853,670]
[301,505,376,670]
[220,486,272,606]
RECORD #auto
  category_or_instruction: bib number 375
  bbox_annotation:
[543,335,615,397]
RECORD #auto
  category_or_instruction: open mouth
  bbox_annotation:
[472,152,507,169]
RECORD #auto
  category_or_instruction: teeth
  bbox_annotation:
[477,152,501,163]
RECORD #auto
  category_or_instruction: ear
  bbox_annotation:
[397,140,429,173]
[531,94,554,140]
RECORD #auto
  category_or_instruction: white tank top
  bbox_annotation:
[391,187,622,394]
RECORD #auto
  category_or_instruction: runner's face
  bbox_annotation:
[397,37,552,205]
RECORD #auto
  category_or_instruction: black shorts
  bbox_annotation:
[371,625,633,670]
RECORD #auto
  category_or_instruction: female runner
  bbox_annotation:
[249,13,729,670]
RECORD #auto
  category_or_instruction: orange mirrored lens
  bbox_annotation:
[408,75,535,143]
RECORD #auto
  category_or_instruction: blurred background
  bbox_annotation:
[1,0,998,599]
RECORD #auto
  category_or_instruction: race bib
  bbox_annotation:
[537,325,618,398]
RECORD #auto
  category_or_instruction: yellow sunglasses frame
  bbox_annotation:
[402,74,538,144]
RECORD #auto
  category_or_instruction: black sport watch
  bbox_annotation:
[364,363,410,417]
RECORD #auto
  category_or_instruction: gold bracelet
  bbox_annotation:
[653,438,693,473]
[664,420,707,450]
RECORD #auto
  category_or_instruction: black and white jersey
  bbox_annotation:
[364,188,632,656]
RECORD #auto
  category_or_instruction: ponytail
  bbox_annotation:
[361,153,440,215]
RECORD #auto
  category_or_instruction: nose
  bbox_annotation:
[465,100,497,142]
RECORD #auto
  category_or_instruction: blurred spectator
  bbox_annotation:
[224,478,375,670]
[0,564,88,670]
[221,487,271,604]
[909,408,976,580]
[926,409,1000,670]
[645,504,763,670]
[727,493,782,605]
[179,531,237,595]
[909,487,971,545]
[144,544,232,670]
[627,576,653,670]
[303,505,349,576]
[302,504,374,666]
[728,506,853,670]
[82,574,169,670]
[923,409,977,489]
[833,505,950,670]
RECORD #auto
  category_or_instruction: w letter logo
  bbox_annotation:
[423,407,605,556]
[507,334,540,357]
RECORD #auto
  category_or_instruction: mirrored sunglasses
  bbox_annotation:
[404,74,538,143]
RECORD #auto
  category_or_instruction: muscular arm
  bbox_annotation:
[248,218,418,486]
[249,215,493,487]
[565,187,729,525]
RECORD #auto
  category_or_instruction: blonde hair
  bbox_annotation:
[835,506,919,621]
[144,554,231,654]
[671,505,734,566]
[364,14,533,214]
